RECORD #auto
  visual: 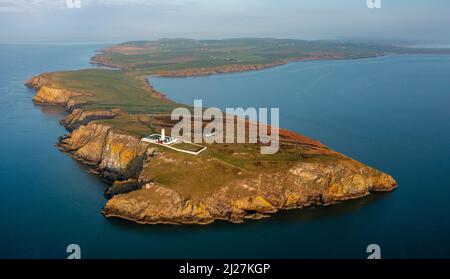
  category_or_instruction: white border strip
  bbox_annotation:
[141,137,207,155]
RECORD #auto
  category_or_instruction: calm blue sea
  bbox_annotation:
[0,44,449,258]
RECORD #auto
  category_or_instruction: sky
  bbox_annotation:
[0,0,449,44]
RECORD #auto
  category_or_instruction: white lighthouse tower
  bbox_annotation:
[160,128,166,142]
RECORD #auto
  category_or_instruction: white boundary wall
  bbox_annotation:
[141,137,207,156]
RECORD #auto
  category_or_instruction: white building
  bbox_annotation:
[142,128,179,145]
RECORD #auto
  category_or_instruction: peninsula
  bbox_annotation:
[25,38,428,225]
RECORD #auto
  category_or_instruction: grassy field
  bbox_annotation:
[171,142,205,153]
[137,137,338,201]
[40,69,179,114]
[92,38,450,75]
[96,114,156,137]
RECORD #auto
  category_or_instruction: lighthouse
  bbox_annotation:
[160,128,166,142]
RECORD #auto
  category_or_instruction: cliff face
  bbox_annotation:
[26,75,51,89]
[32,86,82,106]
[26,76,89,110]
[61,108,118,131]
[58,122,152,181]
[103,185,214,224]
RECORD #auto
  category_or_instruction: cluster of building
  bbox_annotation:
[142,128,179,145]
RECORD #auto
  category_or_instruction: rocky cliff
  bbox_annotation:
[26,76,89,110]
[58,122,152,180]
[61,108,118,131]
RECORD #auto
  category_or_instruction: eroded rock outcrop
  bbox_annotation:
[58,122,111,165]
[58,122,152,180]
[103,184,214,224]
[61,108,118,130]
[33,86,83,106]
[26,75,49,89]
[26,76,88,109]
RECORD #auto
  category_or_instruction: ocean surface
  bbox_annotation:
[1,44,449,258]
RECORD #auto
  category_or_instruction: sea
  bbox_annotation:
[0,44,449,258]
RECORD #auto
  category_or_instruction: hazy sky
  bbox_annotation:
[1,0,449,43]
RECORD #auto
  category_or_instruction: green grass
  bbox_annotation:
[137,144,257,201]
[42,69,179,114]
[171,142,205,153]
[94,38,450,74]
[96,114,156,137]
